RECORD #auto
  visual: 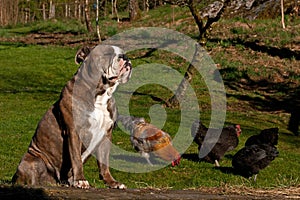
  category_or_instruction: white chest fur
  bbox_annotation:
[81,83,119,162]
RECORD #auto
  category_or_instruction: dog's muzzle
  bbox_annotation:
[119,54,131,69]
[108,54,132,83]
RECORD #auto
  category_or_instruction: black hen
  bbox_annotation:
[191,120,242,167]
[232,144,279,181]
[245,127,279,146]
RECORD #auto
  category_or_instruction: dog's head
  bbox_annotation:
[75,45,132,85]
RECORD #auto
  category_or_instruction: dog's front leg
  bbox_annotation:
[95,130,126,189]
[68,129,90,189]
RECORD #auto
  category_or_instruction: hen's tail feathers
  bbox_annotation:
[261,127,279,146]
[191,119,207,138]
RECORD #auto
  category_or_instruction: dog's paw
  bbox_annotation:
[73,180,90,189]
[109,182,127,189]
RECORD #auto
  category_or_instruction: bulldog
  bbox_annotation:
[12,45,132,189]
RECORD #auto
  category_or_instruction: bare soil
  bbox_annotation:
[0,32,98,47]
[1,185,300,200]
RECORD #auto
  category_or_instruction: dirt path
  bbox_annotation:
[0,33,97,47]
[1,185,300,200]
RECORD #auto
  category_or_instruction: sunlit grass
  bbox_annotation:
[0,44,298,190]
[0,6,299,190]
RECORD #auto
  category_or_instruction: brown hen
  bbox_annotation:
[118,115,181,166]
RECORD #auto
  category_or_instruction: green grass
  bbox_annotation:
[0,44,78,182]
[0,5,299,190]
[0,43,299,190]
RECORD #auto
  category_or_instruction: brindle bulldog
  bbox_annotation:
[12,45,132,189]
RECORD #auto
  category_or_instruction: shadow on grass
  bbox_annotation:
[224,83,300,136]
[111,154,166,166]
[214,166,235,174]
[214,166,250,179]
[0,185,50,200]
[126,42,300,136]
[129,43,300,137]
[181,153,251,179]
[209,37,300,136]
[133,91,167,104]
[181,153,199,162]
[209,38,300,60]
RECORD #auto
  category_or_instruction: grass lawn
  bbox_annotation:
[0,43,299,190]
[0,5,299,191]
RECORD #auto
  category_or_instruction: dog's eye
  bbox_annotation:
[118,54,128,60]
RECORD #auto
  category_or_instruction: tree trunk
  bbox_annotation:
[42,3,46,20]
[187,0,204,44]
[84,0,94,33]
[75,1,78,18]
[143,0,149,12]
[0,0,19,25]
[104,0,107,17]
[96,0,102,42]
[25,8,30,23]
[49,0,55,19]
[65,3,68,18]
[166,44,201,108]
[128,0,140,21]
[112,0,119,22]
[281,0,286,29]
[78,1,82,20]
[187,0,230,45]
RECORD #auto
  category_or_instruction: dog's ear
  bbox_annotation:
[75,46,94,65]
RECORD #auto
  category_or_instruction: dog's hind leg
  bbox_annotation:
[12,153,56,186]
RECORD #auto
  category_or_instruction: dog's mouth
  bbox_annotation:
[108,76,118,81]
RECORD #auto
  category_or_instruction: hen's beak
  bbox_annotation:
[171,156,181,167]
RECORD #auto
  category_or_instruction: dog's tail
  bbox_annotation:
[117,115,145,133]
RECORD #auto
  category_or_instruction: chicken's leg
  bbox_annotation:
[214,160,220,167]
[141,152,153,166]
